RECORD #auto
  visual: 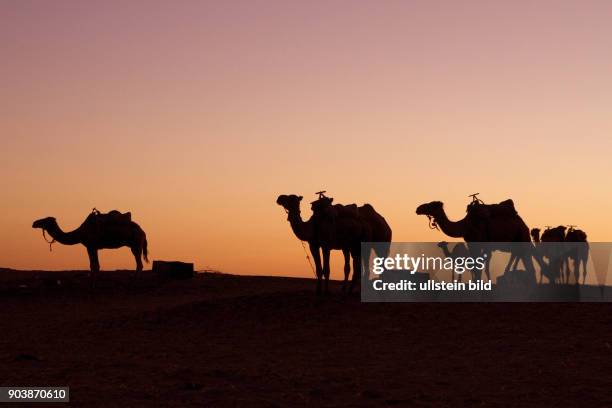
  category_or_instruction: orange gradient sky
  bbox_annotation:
[2,1,612,277]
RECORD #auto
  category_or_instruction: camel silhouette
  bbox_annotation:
[277,193,391,294]
[416,198,546,284]
[539,226,567,283]
[32,209,148,286]
[437,241,469,282]
[276,194,351,293]
[565,227,589,284]
[531,226,589,284]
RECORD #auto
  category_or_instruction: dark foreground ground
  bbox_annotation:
[0,269,611,407]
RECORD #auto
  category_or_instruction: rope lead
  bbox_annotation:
[42,229,56,252]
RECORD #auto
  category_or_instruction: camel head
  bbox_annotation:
[276,194,303,213]
[416,201,444,217]
[32,217,57,230]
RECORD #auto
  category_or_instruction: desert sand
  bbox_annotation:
[0,269,610,407]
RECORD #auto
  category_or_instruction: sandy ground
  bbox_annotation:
[0,269,611,407]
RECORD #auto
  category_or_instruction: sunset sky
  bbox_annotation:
[2,1,612,278]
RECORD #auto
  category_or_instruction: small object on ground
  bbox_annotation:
[16,353,40,361]
[153,261,194,279]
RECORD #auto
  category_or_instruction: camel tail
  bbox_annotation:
[143,237,149,263]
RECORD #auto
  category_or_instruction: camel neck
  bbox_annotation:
[45,221,82,245]
[433,211,467,239]
[287,210,313,242]
[439,245,452,257]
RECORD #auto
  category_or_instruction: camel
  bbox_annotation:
[565,227,589,284]
[309,194,392,293]
[32,209,148,286]
[416,199,548,284]
[310,195,370,294]
[540,226,567,283]
[277,194,392,294]
[276,194,352,293]
[437,241,470,282]
[507,227,546,279]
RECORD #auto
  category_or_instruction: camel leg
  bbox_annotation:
[322,248,331,295]
[582,259,587,285]
[342,249,350,292]
[309,243,323,295]
[550,258,559,284]
[521,254,538,285]
[348,247,361,294]
[466,245,482,281]
[513,254,521,271]
[483,251,491,281]
[539,261,543,284]
[573,258,580,285]
[531,250,546,284]
[131,246,143,278]
[561,257,566,283]
[504,253,517,274]
[87,247,100,288]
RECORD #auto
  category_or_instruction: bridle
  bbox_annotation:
[42,229,56,252]
[427,215,439,230]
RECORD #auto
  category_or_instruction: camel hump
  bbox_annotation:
[542,225,567,242]
[567,229,588,242]
[334,203,359,219]
[91,209,132,225]
[492,200,517,217]
[467,199,517,219]
[357,203,377,216]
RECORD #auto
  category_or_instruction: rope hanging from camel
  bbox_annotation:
[427,215,439,230]
[300,240,316,278]
[284,208,316,278]
[42,229,56,252]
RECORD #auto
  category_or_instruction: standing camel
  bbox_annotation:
[277,193,392,294]
[276,194,352,293]
[539,226,567,283]
[32,210,148,287]
[437,241,470,282]
[310,195,392,283]
[416,199,548,284]
[309,195,369,294]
